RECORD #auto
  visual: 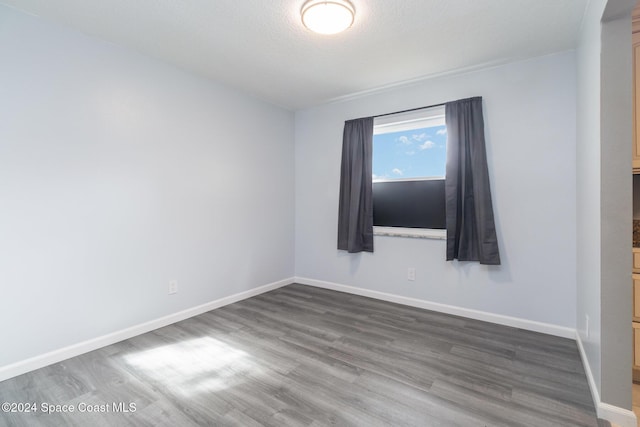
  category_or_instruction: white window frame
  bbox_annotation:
[372,105,447,240]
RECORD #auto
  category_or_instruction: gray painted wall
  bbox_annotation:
[0,5,295,368]
[295,52,577,328]
[576,0,635,409]
[576,0,606,399]
[600,12,633,408]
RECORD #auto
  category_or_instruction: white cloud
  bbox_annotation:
[397,136,412,145]
[405,150,416,156]
[418,141,436,150]
[436,128,447,135]
[392,168,403,175]
[412,133,428,142]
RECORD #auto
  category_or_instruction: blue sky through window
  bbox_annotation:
[372,125,447,181]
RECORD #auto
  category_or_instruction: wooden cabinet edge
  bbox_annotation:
[634,274,640,322]
[633,323,640,383]
[633,248,640,273]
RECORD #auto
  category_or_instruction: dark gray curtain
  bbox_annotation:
[445,97,500,265]
[337,117,374,253]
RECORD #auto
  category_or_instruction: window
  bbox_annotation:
[372,106,447,237]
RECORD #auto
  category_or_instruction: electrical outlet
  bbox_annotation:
[585,315,589,338]
[407,268,416,281]
[168,280,178,295]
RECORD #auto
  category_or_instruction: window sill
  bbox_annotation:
[373,227,446,240]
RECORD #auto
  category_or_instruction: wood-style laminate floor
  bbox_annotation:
[0,284,607,426]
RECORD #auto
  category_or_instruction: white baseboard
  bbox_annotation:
[294,277,575,339]
[575,334,637,427]
[0,277,293,383]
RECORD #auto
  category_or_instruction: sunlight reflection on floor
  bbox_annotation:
[123,337,259,396]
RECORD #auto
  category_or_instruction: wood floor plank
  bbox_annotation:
[0,283,605,426]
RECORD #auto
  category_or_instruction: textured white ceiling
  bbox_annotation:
[0,0,588,110]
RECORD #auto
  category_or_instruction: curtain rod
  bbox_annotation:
[373,102,445,118]
[351,102,446,122]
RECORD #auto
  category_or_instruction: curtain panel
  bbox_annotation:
[337,98,500,264]
[445,97,501,265]
[337,117,374,253]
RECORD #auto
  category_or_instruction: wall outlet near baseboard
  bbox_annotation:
[407,268,416,281]
[168,280,178,295]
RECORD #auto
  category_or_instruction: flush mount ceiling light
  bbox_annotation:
[301,0,355,35]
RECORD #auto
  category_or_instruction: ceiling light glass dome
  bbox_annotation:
[301,0,355,35]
